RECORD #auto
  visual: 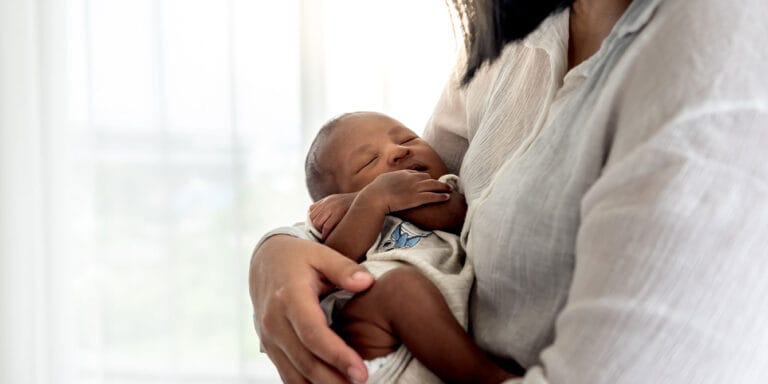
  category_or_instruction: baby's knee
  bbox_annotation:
[375,267,443,308]
[377,266,428,290]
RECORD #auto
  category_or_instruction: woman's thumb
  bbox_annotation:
[316,251,374,293]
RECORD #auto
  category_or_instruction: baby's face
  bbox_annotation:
[324,112,448,193]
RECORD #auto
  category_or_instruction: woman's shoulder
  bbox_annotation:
[461,9,568,93]
[610,0,767,117]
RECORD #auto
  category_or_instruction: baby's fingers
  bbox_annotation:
[415,179,454,193]
[321,211,344,239]
[415,191,451,205]
[309,209,331,232]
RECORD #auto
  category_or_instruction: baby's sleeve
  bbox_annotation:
[438,173,464,194]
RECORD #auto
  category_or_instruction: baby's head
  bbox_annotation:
[305,111,448,201]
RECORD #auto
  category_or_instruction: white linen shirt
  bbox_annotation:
[423,9,577,369]
[427,0,768,382]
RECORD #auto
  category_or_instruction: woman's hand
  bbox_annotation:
[249,235,375,383]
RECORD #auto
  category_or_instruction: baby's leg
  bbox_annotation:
[334,266,519,383]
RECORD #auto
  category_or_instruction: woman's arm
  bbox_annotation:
[523,110,768,384]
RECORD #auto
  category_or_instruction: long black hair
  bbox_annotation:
[446,0,574,86]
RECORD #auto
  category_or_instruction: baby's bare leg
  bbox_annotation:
[331,286,400,360]
[334,267,519,383]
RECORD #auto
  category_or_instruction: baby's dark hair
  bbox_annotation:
[305,112,359,201]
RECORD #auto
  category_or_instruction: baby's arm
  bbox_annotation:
[323,170,452,261]
[396,189,466,234]
[311,189,465,239]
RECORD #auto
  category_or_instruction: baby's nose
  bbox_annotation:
[389,146,411,164]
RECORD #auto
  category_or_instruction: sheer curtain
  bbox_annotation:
[0,0,456,383]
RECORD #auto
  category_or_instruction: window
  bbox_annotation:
[0,0,456,383]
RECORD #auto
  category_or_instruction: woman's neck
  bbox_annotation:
[568,0,632,70]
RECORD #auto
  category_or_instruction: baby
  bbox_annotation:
[304,111,520,383]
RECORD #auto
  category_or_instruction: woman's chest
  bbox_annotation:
[459,48,560,203]
[465,78,610,306]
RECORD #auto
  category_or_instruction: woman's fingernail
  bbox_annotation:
[351,271,372,281]
[348,366,366,383]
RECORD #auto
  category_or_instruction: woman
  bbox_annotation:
[250,0,768,382]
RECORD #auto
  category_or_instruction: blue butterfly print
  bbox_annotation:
[391,223,424,248]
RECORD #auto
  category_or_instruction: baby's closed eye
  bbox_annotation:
[356,156,379,173]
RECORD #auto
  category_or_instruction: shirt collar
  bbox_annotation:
[523,8,570,57]
[615,0,664,36]
[579,0,664,78]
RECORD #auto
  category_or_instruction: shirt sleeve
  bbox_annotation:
[515,0,768,382]
[252,221,318,257]
[542,107,768,383]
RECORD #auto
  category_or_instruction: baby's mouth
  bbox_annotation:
[407,163,428,172]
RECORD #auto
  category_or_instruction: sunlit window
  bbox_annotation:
[15,0,458,383]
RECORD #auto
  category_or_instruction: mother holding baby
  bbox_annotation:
[250,0,768,383]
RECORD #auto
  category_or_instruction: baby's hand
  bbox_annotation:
[309,193,357,239]
[363,170,452,214]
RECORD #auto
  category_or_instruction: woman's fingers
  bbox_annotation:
[312,247,375,293]
[283,283,368,383]
[282,252,372,383]
[306,245,375,383]
[267,298,351,384]
[266,345,311,384]
[250,237,373,383]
